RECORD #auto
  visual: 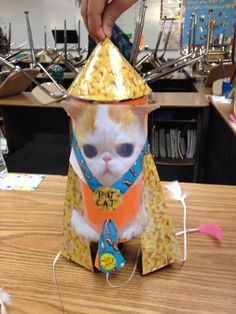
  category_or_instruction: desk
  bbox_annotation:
[0,93,70,174]
[0,92,68,152]
[211,102,236,136]
[195,83,236,136]
[155,92,209,108]
[0,92,61,108]
[196,85,236,184]
[1,176,235,313]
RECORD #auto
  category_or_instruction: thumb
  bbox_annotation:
[102,0,137,37]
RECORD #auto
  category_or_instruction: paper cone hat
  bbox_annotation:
[67,38,151,102]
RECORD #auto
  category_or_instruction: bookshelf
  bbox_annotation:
[149,92,209,182]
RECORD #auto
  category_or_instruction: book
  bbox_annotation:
[191,129,197,158]
[0,127,8,155]
[179,136,187,158]
[187,129,197,159]
[175,128,180,158]
[159,128,166,158]
[153,130,159,158]
[186,129,191,158]
[151,125,156,157]
[170,129,176,158]
[166,132,171,158]
[177,130,184,159]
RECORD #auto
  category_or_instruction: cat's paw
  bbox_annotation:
[118,221,146,241]
[70,209,100,242]
[118,206,149,241]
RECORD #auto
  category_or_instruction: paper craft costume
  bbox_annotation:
[61,38,180,275]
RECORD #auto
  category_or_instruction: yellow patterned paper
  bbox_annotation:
[67,38,151,102]
[141,153,181,275]
[61,165,93,271]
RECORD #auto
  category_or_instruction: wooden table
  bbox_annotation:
[195,84,236,136]
[0,92,61,108]
[211,101,236,136]
[1,175,235,313]
[155,92,209,108]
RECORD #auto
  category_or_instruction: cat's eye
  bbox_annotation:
[83,144,98,158]
[116,143,134,157]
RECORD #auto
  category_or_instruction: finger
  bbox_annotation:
[87,0,106,42]
[81,0,89,31]
[102,0,137,37]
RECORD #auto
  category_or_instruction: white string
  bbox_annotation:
[176,228,198,236]
[0,301,7,314]
[0,288,11,314]
[165,181,188,263]
[0,300,7,314]
[106,247,141,288]
[175,196,188,262]
[52,251,65,314]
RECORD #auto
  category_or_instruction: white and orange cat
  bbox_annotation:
[63,102,155,242]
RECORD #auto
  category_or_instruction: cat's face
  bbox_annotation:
[63,102,155,186]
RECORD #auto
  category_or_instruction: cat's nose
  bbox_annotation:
[103,154,111,163]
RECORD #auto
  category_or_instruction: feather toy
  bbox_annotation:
[197,224,223,242]
[0,288,11,314]
[177,224,223,243]
[165,181,187,261]
[229,113,236,124]
[165,180,187,202]
[165,181,223,263]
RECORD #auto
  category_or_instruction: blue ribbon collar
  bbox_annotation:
[72,134,149,197]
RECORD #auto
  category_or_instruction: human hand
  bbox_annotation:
[81,0,137,42]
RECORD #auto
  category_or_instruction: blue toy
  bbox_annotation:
[98,219,125,274]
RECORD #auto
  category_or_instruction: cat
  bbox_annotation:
[63,101,155,242]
